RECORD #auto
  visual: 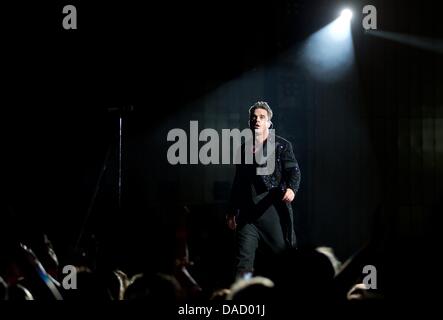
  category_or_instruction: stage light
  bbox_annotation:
[301,8,355,81]
[330,8,353,41]
[340,9,353,21]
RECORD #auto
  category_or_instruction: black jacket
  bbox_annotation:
[230,135,301,247]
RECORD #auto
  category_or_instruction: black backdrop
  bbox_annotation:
[3,0,443,290]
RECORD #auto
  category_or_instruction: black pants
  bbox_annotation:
[235,204,287,275]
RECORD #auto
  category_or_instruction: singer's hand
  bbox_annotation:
[227,215,237,230]
[282,188,295,203]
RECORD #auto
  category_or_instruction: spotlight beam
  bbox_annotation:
[366,30,443,54]
[302,11,355,81]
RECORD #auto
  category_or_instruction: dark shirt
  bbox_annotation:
[230,134,301,216]
[229,134,301,247]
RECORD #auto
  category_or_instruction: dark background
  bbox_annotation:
[3,0,442,290]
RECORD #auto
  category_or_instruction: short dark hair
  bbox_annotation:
[249,101,273,120]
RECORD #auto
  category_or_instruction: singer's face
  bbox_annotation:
[250,108,269,135]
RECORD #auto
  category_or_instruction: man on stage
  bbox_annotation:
[227,101,301,279]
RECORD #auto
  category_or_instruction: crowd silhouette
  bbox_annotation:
[1,202,439,316]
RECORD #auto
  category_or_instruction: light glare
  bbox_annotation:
[340,9,353,21]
